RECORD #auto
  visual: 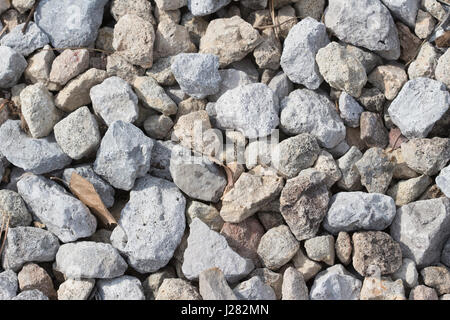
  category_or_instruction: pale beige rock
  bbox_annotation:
[175,97,207,122]
[106,52,145,83]
[249,268,283,299]
[415,10,436,39]
[313,150,342,188]
[199,16,262,67]
[154,6,180,24]
[154,20,196,59]
[18,263,56,299]
[113,14,155,68]
[50,49,90,86]
[368,64,408,100]
[253,29,281,70]
[409,285,439,300]
[186,200,224,232]
[335,232,352,266]
[282,267,309,300]
[304,235,335,266]
[132,76,177,115]
[389,148,420,180]
[181,12,208,46]
[57,279,95,300]
[421,0,446,21]
[146,56,176,86]
[110,0,155,24]
[24,45,59,91]
[156,278,201,300]
[408,42,439,79]
[360,277,406,300]
[142,267,176,300]
[387,175,432,206]
[12,0,33,13]
[55,68,108,112]
[277,5,297,39]
[421,266,450,295]
[291,248,322,282]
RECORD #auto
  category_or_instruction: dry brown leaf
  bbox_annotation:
[69,172,117,228]
[208,156,235,198]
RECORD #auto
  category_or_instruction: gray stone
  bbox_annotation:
[96,276,145,300]
[188,0,231,16]
[304,235,335,265]
[249,268,283,299]
[0,22,49,57]
[149,140,177,181]
[388,78,449,139]
[132,76,177,115]
[63,165,115,208]
[381,0,420,28]
[337,146,363,191]
[17,174,97,243]
[345,44,383,74]
[143,114,173,140]
[2,227,59,271]
[392,258,418,288]
[409,285,439,300]
[335,232,352,266]
[257,225,299,270]
[436,165,450,197]
[280,89,346,148]
[57,279,95,300]
[54,106,101,160]
[282,267,309,300]
[358,87,386,113]
[401,137,450,176]
[415,9,436,39]
[199,268,237,300]
[355,147,394,194]
[90,77,139,126]
[0,190,32,227]
[169,146,227,203]
[390,198,450,268]
[324,0,400,60]
[171,53,221,99]
[233,276,276,300]
[186,201,223,232]
[182,218,254,283]
[110,175,185,273]
[368,63,408,100]
[0,46,27,88]
[34,0,109,48]
[310,264,362,300]
[280,169,329,241]
[407,42,439,79]
[93,121,154,191]
[146,56,176,86]
[313,150,342,188]
[268,72,293,102]
[55,241,128,279]
[436,49,450,89]
[324,192,397,234]
[142,267,176,300]
[155,0,187,10]
[13,289,48,300]
[421,266,450,295]
[0,270,18,300]
[280,17,329,89]
[339,92,364,128]
[209,69,254,102]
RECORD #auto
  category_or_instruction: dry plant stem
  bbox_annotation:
[22,0,40,34]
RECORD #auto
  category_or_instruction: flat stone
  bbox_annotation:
[420,266,450,295]
[18,263,56,299]
[57,279,95,300]
[368,64,408,100]
[55,241,128,279]
[199,268,237,300]
[316,42,367,98]
[392,258,418,288]
[280,169,329,241]
[93,121,154,191]
[182,218,254,283]
[233,276,276,300]
[199,16,262,67]
[390,198,450,267]
[96,276,145,300]
[280,17,329,89]
[324,0,400,60]
[387,175,432,206]
[110,175,185,273]
[436,165,450,197]
[324,192,397,234]
[214,83,279,139]
[257,225,299,270]
[304,235,335,266]
[132,76,177,115]
[388,78,449,139]
[0,22,49,56]
[2,226,59,271]
[339,92,364,128]
[17,174,97,243]
[281,267,309,300]
[0,189,32,227]
[355,147,394,194]
[34,0,108,48]
[397,21,421,62]
[360,277,405,300]
[155,278,201,300]
[280,89,346,148]
[54,106,101,160]
[0,270,18,300]
[220,172,284,223]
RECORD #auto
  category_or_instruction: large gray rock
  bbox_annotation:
[110,175,185,273]
[324,0,400,60]
[90,76,139,126]
[436,165,450,197]
[0,22,49,56]
[214,83,279,139]
[280,17,330,89]
[233,276,276,300]
[55,241,128,279]
[187,0,231,16]
[310,264,362,300]
[2,227,60,271]
[280,89,346,148]
[182,218,254,283]
[381,0,420,28]
[17,174,97,243]
[169,146,227,203]
[0,270,18,300]
[0,120,71,174]
[63,165,115,208]
[0,46,27,88]
[324,192,397,234]
[96,276,145,300]
[171,53,221,99]
[388,78,449,139]
[93,121,154,191]
[390,198,450,268]
[34,0,109,48]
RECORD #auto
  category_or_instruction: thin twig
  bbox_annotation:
[22,0,40,34]
[0,25,7,38]
[254,17,302,30]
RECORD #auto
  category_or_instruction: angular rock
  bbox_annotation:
[233,276,276,300]
[281,267,309,300]
[415,10,436,39]
[339,92,364,128]
[186,201,223,232]
[209,69,254,102]
[337,147,363,191]
[94,121,154,191]
[199,268,237,300]
[155,278,201,300]
[17,174,97,242]
[360,276,405,300]
[381,0,420,27]
[436,165,450,197]
[345,44,383,74]
[0,270,18,300]
[132,76,177,115]
[0,22,49,56]
[304,235,335,266]
[18,263,56,299]
[57,279,95,300]
[325,192,397,234]
[360,112,389,149]
[55,241,128,279]
[310,265,362,300]
[96,276,145,300]
[409,285,439,300]
[153,20,196,59]
[436,49,450,89]
[0,46,27,88]
[13,289,49,300]
[420,266,450,295]
[387,175,432,206]
[313,150,342,188]
[408,42,439,79]
[49,49,90,86]
[355,147,394,194]
[142,267,176,300]
[253,29,282,70]
[182,218,254,283]
[249,268,283,299]
[0,190,32,227]
[335,232,352,266]
[188,0,231,16]
[390,198,450,267]
[368,64,408,100]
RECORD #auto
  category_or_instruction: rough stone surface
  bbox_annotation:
[0,22,49,57]
[381,0,420,27]
[360,112,389,149]
[435,49,450,89]
[188,0,231,16]
[199,268,237,300]
[338,92,364,128]
[55,241,128,279]
[281,267,309,300]
[18,263,56,299]
[420,266,450,295]
[233,276,276,300]
[13,289,49,300]
[360,277,406,300]
[155,278,201,300]
[96,276,145,300]
[368,64,408,100]
[186,201,223,232]
[249,268,283,299]
[415,10,436,39]
[388,78,449,139]
[387,175,432,206]
[313,150,342,188]
[436,165,450,197]
[154,20,196,59]
[110,175,185,273]
[0,189,32,227]
[408,42,439,79]
[355,147,394,194]
[325,192,397,234]
[409,285,439,300]
[0,46,25,86]
[304,235,335,266]
[337,147,363,191]
[280,17,329,89]
[49,49,90,87]
[310,265,362,300]
[335,232,352,266]
[390,198,450,267]
[57,279,95,300]
[94,121,154,191]
[280,89,346,148]
[2,226,59,271]
[209,69,254,102]
[132,76,177,115]
[392,258,418,288]
[0,270,18,300]
[324,0,401,60]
